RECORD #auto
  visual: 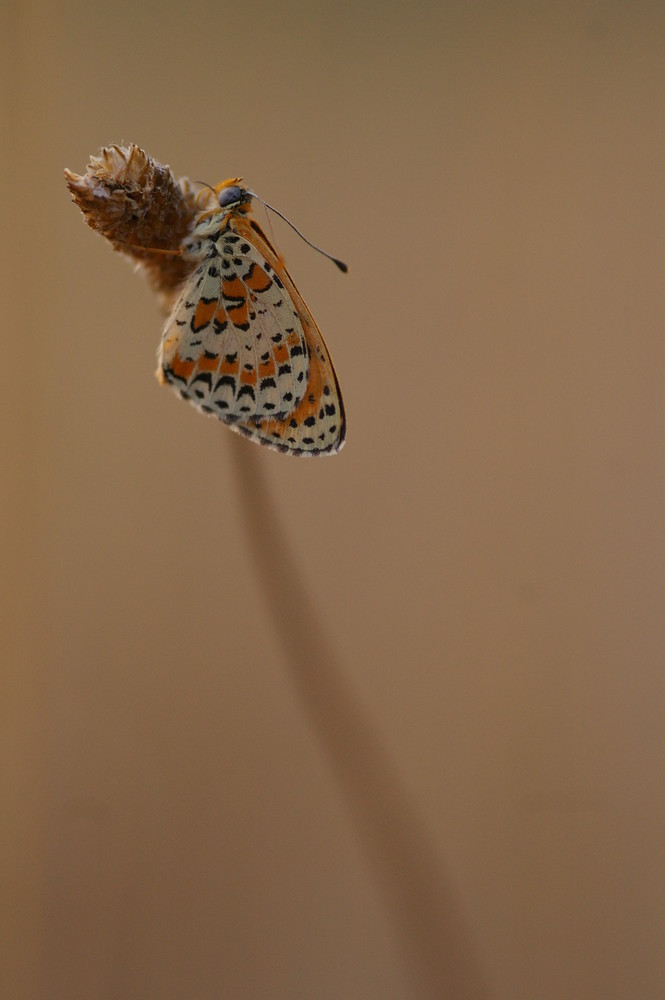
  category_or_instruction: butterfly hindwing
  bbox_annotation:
[159,236,309,422]
[158,203,345,456]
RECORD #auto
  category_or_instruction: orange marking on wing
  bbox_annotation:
[261,422,287,442]
[279,352,326,424]
[219,357,239,375]
[273,343,289,364]
[228,300,249,328]
[259,357,276,377]
[170,355,195,380]
[192,298,217,331]
[286,330,301,349]
[240,368,257,385]
[245,265,273,293]
[222,277,245,300]
[214,306,228,326]
[195,354,220,373]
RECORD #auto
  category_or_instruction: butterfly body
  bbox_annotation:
[158,180,345,456]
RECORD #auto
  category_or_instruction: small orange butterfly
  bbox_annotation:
[157,178,346,456]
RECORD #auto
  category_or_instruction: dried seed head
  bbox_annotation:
[65,143,216,309]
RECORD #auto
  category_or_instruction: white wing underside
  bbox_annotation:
[159,236,309,420]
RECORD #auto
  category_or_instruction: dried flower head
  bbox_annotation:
[65,143,215,309]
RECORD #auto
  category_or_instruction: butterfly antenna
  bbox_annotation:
[248,192,348,273]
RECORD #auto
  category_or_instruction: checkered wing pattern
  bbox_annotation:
[158,195,345,456]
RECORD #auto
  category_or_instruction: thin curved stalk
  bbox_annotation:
[230,437,491,1000]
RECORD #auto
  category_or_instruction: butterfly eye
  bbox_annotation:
[218,185,243,208]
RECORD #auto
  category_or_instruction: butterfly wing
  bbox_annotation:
[231,216,346,456]
[158,212,345,456]
[158,234,310,422]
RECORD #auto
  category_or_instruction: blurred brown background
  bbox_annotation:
[2,2,664,998]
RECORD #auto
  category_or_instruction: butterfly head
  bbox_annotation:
[193,177,348,273]
[192,178,254,235]
[214,178,253,212]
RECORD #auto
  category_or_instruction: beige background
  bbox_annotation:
[2,2,664,998]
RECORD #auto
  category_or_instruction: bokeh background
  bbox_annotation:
[2,2,664,998]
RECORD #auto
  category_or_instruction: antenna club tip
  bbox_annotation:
[256,193,348,272]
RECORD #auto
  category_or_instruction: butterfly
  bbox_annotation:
[157,178,346,456]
